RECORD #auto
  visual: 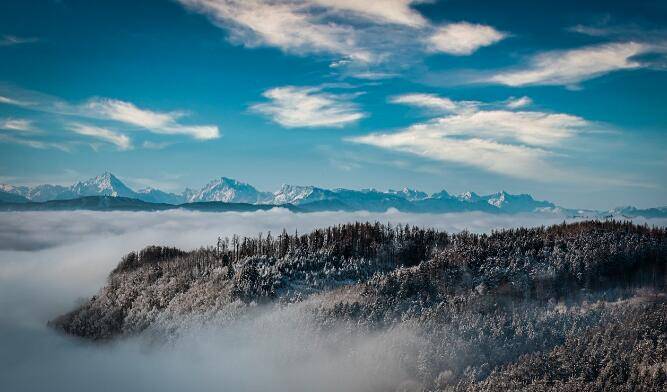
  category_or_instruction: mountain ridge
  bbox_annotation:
[1,172,664,217]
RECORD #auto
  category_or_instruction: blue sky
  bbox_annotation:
[0,0,666,209]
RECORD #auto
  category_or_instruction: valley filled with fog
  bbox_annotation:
[1,209,665,391]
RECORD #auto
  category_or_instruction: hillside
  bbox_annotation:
[52,221,667,391]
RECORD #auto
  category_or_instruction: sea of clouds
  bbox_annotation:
[1,209,664,391]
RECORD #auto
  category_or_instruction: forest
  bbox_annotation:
[52,220,667,391]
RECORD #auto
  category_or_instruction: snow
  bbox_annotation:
[186,177,271,204]
[0,172,661,216]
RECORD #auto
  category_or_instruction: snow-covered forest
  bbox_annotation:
[52,220,667,391]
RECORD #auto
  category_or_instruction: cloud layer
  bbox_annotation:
[1,210,664,391]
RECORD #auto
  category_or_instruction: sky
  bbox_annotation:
[0,0,666,209]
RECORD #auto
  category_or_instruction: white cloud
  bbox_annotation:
[0,95,29,106]
[349,94,593,180]
[432,110,587,146]
[391,94,585,146]
[177,0,373,62]
[428,22,505,55]
[0,118,33,132]
[85,99,180,129]
[309,0,427,27]
[390,93,475,112]
[0,86,219,142]
[251,86,365,128]
[85,99,220,140]
[176,0,506,68]
[350,130,557,180]
[69,123,132,150]
[488,42,648,87]
[506,96,532,109]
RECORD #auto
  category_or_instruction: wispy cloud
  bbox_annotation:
[251,86,365,128]
[69,123,132,150]
[176,0,506,71]
[310,0,427,27]
[390,93,479,113]
[350,130,559,180]
[349,94,595,180]
[0,86,220,141]
[177,0,374,62]
[0,118,33,132]
[0,35,39,46]
[0,95,30,106]
[422,110,588,147]
[487,42,650,87]
[85,99,220,140]
[428,22,506,55]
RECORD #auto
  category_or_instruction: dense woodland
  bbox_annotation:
[53,221,667,391]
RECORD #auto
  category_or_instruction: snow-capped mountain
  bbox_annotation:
[0,184,28,196]
[455,191,482,203]
[387,187,429,202]
[185,177,272,204]
[1,172,148,203]
[271,184,336,205]
[25,184,75,202]
[1,183,75,202]
[479,191,555,213]
[70,172,137,198]
[1,172,663,217]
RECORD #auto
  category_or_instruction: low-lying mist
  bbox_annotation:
[1,209,664,391]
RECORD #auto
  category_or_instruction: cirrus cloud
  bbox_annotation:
[85,99,220,140]
[69,123,132,150]
[0,85,220,148]
[0,118,33,132]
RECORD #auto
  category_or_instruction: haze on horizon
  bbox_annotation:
[1,0,666,209]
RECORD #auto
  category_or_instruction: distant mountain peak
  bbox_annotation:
[456,191,481,202]
[70,172,134,198]
[431,189,453,199]
[186,176,270,204]
[387,187,428,201]
[272,184,331,205]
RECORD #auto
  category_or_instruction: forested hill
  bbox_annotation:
[52,221,667,390]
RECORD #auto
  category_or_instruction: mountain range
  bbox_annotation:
[0,172,665,217]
